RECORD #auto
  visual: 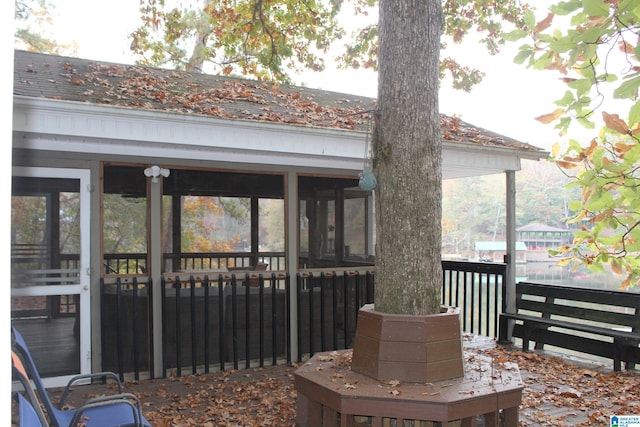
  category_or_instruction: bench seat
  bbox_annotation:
[499,282,640,371]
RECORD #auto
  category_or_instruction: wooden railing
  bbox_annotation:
[100,261,507,379]
[101,252,286,275]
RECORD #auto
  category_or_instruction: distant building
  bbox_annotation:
[516,223,574,262]
[475,241,528,263]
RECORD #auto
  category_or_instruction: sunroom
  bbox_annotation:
[11,50,546,384]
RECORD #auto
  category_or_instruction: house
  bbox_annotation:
[475,241,528,263]
[11,50,547,384]
[517,222,574,261]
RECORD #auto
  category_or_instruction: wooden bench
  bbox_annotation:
[499,282,640,371]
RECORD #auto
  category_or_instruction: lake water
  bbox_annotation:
[515,261,639,293]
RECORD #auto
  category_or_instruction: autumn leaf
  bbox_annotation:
[557,386,581,398]
[618,40,635,55]
[535,13,554,34]
[556,160,580,169]
[386,379,401,387]
[610,260,623,275]
[583,138,598,156]
[535,108,565,124]
[580,369,599,378]
[602,112,630,135]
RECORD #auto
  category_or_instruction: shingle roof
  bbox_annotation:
[517,223,573,233]
[13,50,545,154]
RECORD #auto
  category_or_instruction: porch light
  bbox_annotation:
[144,165,170,183]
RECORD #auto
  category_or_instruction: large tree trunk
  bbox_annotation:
[373,0,443,315]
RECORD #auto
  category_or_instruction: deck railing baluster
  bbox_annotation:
[99,261,506,378]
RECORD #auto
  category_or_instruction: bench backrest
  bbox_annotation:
[515,282,640,331]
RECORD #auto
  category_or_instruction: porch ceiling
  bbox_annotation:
[12,50,548,179]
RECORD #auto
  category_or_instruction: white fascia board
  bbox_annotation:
[442,140,548,179]
[13,96,547,178]
[14,133,366,172]
[13,97,367,170]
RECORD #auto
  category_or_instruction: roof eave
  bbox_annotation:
[13,95,548,178]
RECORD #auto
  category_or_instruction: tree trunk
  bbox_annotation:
[373,0,443,315]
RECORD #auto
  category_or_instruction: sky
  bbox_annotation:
[23,0,590,152]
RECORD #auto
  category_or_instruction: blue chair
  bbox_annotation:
[11,326,151,427]
[16,393,47,427]
[13,350,49,426]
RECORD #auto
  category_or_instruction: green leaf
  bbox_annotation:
[524,10,536,30]
[618,0,640,14]
[635,43,640,64]
[503,29,528,42]
[569,200,583,211]
[514,48,532,65]
[552,0,582,15]
[629,101,640,129]
[570,10,589,26]
[568,78,593,97]
[555,90,576,107]
[582,0,610,17]
[577,116,596,129]
[613,76,640,100]
[533,53,552,70]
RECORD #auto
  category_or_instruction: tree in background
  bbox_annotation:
[131,0,528,88]
[442,175,506,256]
[507,0,640,289]
[516,160,578,228]
[441,160,580,260]
[181,196,236,253]
[103,195,147,255]
[14,0,77,54]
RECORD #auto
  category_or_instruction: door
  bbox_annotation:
[11,167,91,388]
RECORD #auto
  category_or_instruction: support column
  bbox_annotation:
[251,196,260,267]
[149,178,164,378]
[286,172,299,362]
[90,162,102,373]
[171,195,181,272]
[504,170,517,341]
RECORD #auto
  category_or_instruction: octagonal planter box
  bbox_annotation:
[351,304,464,383]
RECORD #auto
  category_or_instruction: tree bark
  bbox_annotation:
[373,0,443,315]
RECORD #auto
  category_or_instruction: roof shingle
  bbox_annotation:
[13,50,545,154]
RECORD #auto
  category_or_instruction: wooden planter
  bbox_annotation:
[295,348,523,427]
[351,304,464,383]
[295,305,523,427]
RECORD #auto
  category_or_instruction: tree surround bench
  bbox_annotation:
[499,282,640,371]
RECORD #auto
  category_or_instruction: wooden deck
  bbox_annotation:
[12,317,80,377]
[11,319,639,426]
